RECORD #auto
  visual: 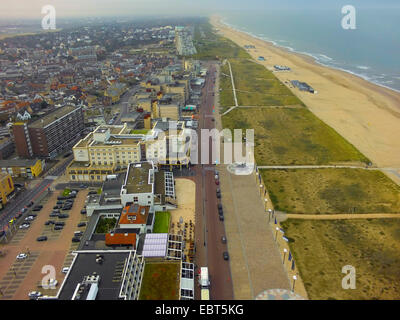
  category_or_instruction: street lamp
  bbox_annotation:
[259,184,263,196]
[264,198,268,211]
[283,248,288,264]
[292,275,297,292]
[275,227,279,241]
[268,209,272,222]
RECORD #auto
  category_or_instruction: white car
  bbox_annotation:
[28,291,42,299]
[24,216,34,221]
[19,224,30,229]
[61,267,70,274]
[16,253,28,260]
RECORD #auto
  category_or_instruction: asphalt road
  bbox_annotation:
[113,86,138,125]
[195,62,234,300]
[0,155,73,231]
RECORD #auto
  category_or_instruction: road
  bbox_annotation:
[113,86,138,125]
[0,155,74,232]
[194,61,234,300]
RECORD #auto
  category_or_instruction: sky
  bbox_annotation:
[1,0,398,19]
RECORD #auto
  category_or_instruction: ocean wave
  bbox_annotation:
[356,65,370,70]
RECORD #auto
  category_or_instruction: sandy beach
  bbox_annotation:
[211,16,400,173]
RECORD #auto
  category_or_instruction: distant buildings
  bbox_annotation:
[12,106,84,159]
[175,26,197,56]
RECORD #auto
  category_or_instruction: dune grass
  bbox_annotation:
[261,168,400,214]
[223,108,369,165]
[281,218,400,299]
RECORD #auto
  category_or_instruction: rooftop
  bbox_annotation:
[123,162,153,194]
[57,251,133,300]
[119,204,150,226]
[30,105,80,128]
[0,159,40,167]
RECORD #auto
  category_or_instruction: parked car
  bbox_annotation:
[27,201,34,207]
[80,209,87,214]
[57,196,66,201]
[16,253,28,260]
[216,189,221,199]
[36,236,48,242]
[54,222,65,226]
[44,220,55,226]
[72,237,81,243]
[53,205,61,210]
[221,236,227,244]
[28,291,42,299]
[32,206,42,211]
[21,208,28,213]
[223,252,229,260]
[79,184,88,189]
[77,222,86,227]
[74,231,83,237]
[56,201,64,205]
[215,179,220,185]
[49,212,59,218]
[219,214,224,221]
[19,223,30,229]
[54,225,63,231]
[24,216,34,221]
[61,267,70,274]
[58,214,69,219]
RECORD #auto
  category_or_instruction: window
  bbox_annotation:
[133,197,138,202]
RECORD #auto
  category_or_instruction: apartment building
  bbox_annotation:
[13,106,85,159]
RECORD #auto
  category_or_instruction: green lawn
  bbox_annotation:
[261,168,400,214]
[281,219,400,299]
[222,108,369,165]
[139,262,180,300]
[130,129,149,134]
[153,211,171,233]
[95,217,117,234]
[62,188,71,196]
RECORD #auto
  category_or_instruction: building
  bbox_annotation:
[0,159,43,178]
[67,120,192,182]
[55,250,145,300]
[12,106,85,159]
[0,172,14,208]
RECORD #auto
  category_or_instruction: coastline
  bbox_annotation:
[211,15,400,171]
[219,17,400,95]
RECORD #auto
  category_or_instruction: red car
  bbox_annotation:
[215,179,219,185]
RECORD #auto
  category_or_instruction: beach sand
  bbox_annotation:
[211,16,400,170]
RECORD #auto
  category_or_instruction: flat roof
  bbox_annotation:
[0,159,40,167]
[124,162,153,194]
[57,251,132,300]
[30,106,80,128]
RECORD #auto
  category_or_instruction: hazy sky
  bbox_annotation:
[2,0,398,19]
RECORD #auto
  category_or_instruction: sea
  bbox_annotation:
[220,7,400,93]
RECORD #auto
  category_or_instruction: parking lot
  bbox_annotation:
[0,188,89,300]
